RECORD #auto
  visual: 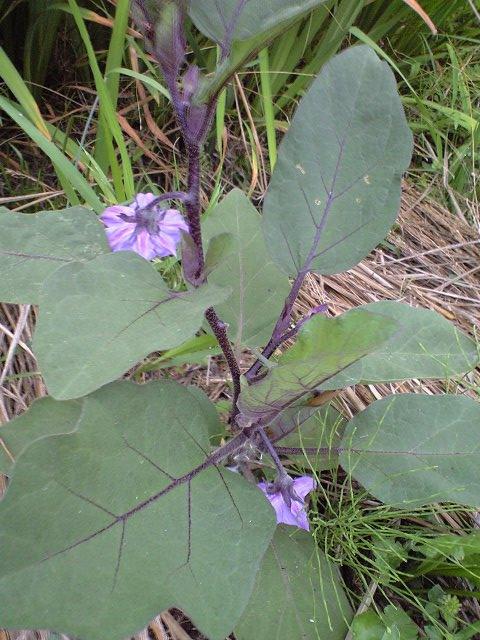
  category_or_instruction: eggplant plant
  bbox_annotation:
[0,2,478,639]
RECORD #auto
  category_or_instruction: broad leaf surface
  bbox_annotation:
[0,381,276,640]
[235,526,352,640]
[322,301,479,390]
[33,252,229,400]
[238,309,398,421]
[204,232,235,275]
[340,394,480,507]
[0,206,109,304]
[263,46,413,277]
[203,189,290,347]
[269,403,345,470]
[190,1,329,100]
[189,1,326,42]
[0,397,82,475]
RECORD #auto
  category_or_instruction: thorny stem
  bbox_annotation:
[157,24,241,419]
[245,269,307,381]
[205,308,241,419]
[184,142,205,280]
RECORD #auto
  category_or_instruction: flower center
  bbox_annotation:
[134,206,165,235]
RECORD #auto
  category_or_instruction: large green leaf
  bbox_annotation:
[190,0,326,43]
[0,397,82,475]
[340,394,480,507]
[203,189,290,348]
[0,206,109,304]
[263,46,413,277]
[238,309,398,421]
[322,301,479,390]
[189,1,329,101]
[235,526,352,640]
[33,251,229,400]
[0,381,276,640]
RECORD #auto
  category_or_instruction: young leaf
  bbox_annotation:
[352,606,420,640]
[238,309,398,421]
[0,381,276,640]
[202,189,290,348]
[33,252,230,400]
[0,206,109,304]
[0,397,83,475]
[235,526,352,639]
[321,301,479,390]
[190,1,330,101]
[340,394,480,508]
[263,46,413,277]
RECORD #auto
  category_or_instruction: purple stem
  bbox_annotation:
[245,268,307,381]
[156,26,241,419]
[258,427,288,478]
[142,191,190,208]
[184,142,205,280]
[205,307,241,419]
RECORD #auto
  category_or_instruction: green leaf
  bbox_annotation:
[204,232,235,276]
[190,1,326,43]
[352,606,419,640]
[33,252,229,400]
[0,206,109,304]
[382,605,420,640]
[0,397,83,475]
[351,610,386,640]
[135,334,220,374]
[235,526,352,640]
[202,189,290,348]
[190,1,330,101]
[263,46,413,277]
[271,403,345,470]
[413,533,480,585]
[0,381,276,640]
[322,301,479,390]
[340,394,480,507]
[238,309,398,421]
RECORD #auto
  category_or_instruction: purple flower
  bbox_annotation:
[100,193,189,260]
[258,475,316,531]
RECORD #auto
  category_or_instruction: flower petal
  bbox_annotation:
[135,193,157,209]
[257,476,315,532]
[105,223,136,252]
[132,229,157,260]
[292,476,317,501]
[162,209,189,232]
[289,503,310,531]
[153,232,179,257]
[100,205,135,225]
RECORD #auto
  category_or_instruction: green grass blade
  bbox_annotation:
[23,0,62,92]
[95,0,130,174]
[108,67,170,100]
[0,46,50,138]
[0,97,103,211]
[65,0,134,201]
[258,48,277,169]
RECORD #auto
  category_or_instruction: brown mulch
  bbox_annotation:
[0,183,479,640]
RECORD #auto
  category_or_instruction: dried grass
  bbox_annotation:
[0,183,479,639]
